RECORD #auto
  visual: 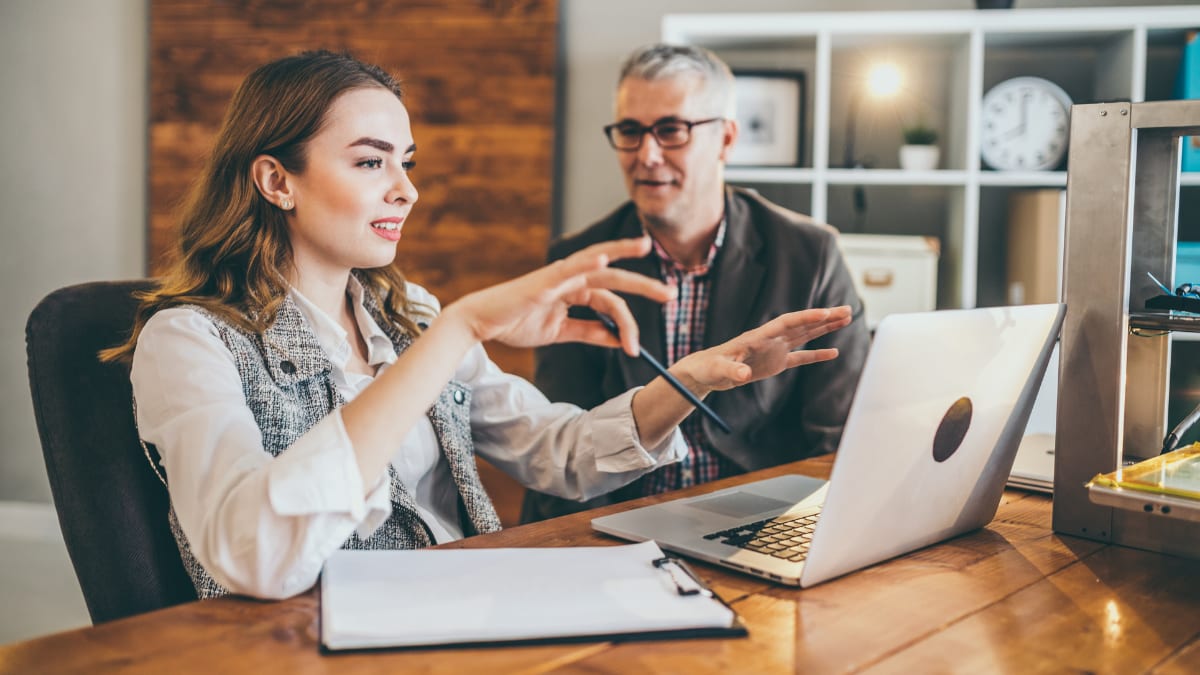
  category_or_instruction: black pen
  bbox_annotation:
[596,314,732,434]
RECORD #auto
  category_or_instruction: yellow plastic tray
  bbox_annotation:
[1088,443,1200,501]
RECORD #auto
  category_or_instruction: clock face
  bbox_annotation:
[980,77,1072,171]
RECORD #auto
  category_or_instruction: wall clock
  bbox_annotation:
[980,76,1072,171]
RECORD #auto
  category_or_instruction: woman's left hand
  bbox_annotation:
[671,306,854,395]
[443,236,673,355]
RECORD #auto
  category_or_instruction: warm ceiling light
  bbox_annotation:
[867,62,902,98]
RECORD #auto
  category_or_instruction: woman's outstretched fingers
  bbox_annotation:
[562,236,652,272]
[556,317,620,350]
[548,237,671,308]
[585,288,642,356]
[796,314,852,345]
[549,287,641,355]
[726,360,753,384]
[593,235,654,261]
[545,237,653,295]
[542,252,611,300]
[585,267,676,304]
[775,306,852,346]
[786,347,840,369]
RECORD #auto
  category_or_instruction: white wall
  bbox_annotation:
[0,0,147,502]
[558,0,1198,236]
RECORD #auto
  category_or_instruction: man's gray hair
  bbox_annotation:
[617,43,736,119]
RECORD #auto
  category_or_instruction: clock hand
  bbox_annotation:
[1000,94,1033,140]
[1002,123,1025,140]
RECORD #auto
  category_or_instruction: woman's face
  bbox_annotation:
[283,86,418,284]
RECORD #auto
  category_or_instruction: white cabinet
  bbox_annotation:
[663,6,1200,311]
[838,233,939,330]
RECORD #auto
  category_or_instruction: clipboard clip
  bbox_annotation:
[653,556,714,597]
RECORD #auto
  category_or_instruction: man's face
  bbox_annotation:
[613,75,735,233]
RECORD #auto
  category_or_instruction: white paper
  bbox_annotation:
[320,541,735,650]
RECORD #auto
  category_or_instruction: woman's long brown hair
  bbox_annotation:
[102,50,422,363]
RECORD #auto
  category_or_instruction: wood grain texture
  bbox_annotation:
[10,456,1199,673]
[864,545,1200,674]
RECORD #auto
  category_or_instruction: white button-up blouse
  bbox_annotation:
[130,279,685,598]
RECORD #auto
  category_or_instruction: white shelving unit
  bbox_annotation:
[663,6,1200,311]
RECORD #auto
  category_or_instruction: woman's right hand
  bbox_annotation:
[670,306,853,394]
[442,236,674,356]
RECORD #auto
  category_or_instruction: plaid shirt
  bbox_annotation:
[638,219,742,495]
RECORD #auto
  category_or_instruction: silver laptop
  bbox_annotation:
[593,304,1065,587]
[1008,344,1059,493]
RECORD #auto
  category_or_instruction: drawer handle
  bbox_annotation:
[862,268,894,288]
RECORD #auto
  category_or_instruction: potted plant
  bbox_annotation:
[900,122,940,171]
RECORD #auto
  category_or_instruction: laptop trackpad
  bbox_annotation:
[686,492,794,519]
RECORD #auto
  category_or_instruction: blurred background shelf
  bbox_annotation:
[665,6,1200,312]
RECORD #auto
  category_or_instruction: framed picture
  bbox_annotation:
[727,71,806,167]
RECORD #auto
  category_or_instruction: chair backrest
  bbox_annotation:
[26,280,197,624]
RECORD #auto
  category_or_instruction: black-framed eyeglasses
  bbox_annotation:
[602,117,724,151]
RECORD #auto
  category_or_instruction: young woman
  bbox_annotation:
[103,50,851,600]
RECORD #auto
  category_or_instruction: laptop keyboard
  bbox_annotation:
[702,510,821,562]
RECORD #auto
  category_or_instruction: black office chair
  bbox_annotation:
[26,280,197,624]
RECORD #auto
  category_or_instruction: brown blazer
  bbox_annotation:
[520,186,870,522]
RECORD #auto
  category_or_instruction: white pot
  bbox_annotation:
[899,144,940,171]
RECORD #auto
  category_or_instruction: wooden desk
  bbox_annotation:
[4,456,1200,674]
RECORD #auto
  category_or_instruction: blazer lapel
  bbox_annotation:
[706,188,766,347]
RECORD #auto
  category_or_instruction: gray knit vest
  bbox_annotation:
[156,282,502,599]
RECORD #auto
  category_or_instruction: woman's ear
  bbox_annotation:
[251,155,295,211]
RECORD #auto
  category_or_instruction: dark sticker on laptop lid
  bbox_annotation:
[933,397,972,462]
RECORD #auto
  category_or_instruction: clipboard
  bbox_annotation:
[319,540,746,652]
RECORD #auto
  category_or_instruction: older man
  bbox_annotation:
[521,44,870,523]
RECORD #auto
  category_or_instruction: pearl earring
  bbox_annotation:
[280,198,293,210]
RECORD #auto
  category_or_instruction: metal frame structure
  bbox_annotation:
[1055,99,1200,557]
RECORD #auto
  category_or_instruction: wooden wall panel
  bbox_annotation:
[149,0,557,382]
